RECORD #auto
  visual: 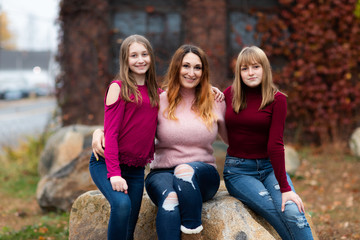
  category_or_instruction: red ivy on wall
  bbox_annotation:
[257,0,360,144]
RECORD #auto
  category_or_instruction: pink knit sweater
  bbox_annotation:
[150,87,227,169]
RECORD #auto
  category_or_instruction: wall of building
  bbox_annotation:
[57,0,278,125]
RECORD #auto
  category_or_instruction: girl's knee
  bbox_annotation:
[110,195,131,211]
[283,201,310,229]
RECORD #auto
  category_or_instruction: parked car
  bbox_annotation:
[0,82,30,100]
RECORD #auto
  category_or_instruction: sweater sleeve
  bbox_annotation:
[216,100,228,144]
[104,81,125,178]
[267,93,291,192]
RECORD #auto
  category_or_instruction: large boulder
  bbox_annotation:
[212,141,228,179]
[38,124,102,177]
[284,145,300,175]
[36,148,96,211]
[350,127,360,158]
[69,182,318,240]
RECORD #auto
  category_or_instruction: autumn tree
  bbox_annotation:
[0,11,16,49]
[56,0,112,126]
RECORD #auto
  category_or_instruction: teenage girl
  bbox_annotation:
[223,46,314,240]
[89,34,159,240]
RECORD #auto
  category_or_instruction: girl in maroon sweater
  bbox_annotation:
[223,46,314,239]
[89,35,159,240]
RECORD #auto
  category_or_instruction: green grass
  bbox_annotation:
[0,135,45,198]
[0,133,70,239]
[0,220,69,240]
[0,167,39,198]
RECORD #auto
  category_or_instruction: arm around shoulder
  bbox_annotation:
[216,100,228,144]
[92,128,105,159]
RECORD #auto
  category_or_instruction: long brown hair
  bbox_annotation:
[162,45,216,128]
[117,34,159,107]
[232,46,279,113]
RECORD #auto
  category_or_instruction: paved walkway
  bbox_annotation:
[0,96,57,150]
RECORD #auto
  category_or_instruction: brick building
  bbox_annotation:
[110,0,278,87]
[57,0,278,125]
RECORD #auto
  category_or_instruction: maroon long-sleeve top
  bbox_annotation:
[104,80,158,178]
[224,85,291,192]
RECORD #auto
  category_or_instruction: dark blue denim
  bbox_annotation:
[145,161,220,240]
[223,154,314,240]
[89,153,144,240]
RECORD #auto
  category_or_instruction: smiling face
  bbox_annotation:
[240,61,263,88]
[179,52,202,89]
[128,42,150,82]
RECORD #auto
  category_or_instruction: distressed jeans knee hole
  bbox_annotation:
[162,192,178,211]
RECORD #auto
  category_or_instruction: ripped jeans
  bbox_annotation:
[223,155,314,240]
[145,161,220,240]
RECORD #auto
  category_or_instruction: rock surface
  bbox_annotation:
[284,145,300,175]
[69,183,318,240]
[38,124,102,177]
[36,148,96,211]
[350,127,360,158]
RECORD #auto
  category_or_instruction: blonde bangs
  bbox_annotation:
[238,51,262,68]
[232,46,278,113]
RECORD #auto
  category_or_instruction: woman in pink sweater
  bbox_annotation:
[145,45,227,239]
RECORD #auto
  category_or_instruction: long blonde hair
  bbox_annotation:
[117,34,159,107]
[232,46,278,113]
[162,45,216,129]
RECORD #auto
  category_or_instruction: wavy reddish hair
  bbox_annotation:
[162,45,216,129]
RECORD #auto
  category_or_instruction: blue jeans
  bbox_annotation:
[223,155,314,240]
[145,161,220,240]
[89,153,145,240]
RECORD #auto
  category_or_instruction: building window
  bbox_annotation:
[111,1,184,77]
[227,0,278,77]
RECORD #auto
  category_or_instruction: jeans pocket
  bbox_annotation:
[224,156,245,167]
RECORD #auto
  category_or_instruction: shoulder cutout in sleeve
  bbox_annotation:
[106,82,121,106]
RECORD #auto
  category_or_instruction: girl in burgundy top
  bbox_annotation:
[89,35,160,240]
[223,46,314,240]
